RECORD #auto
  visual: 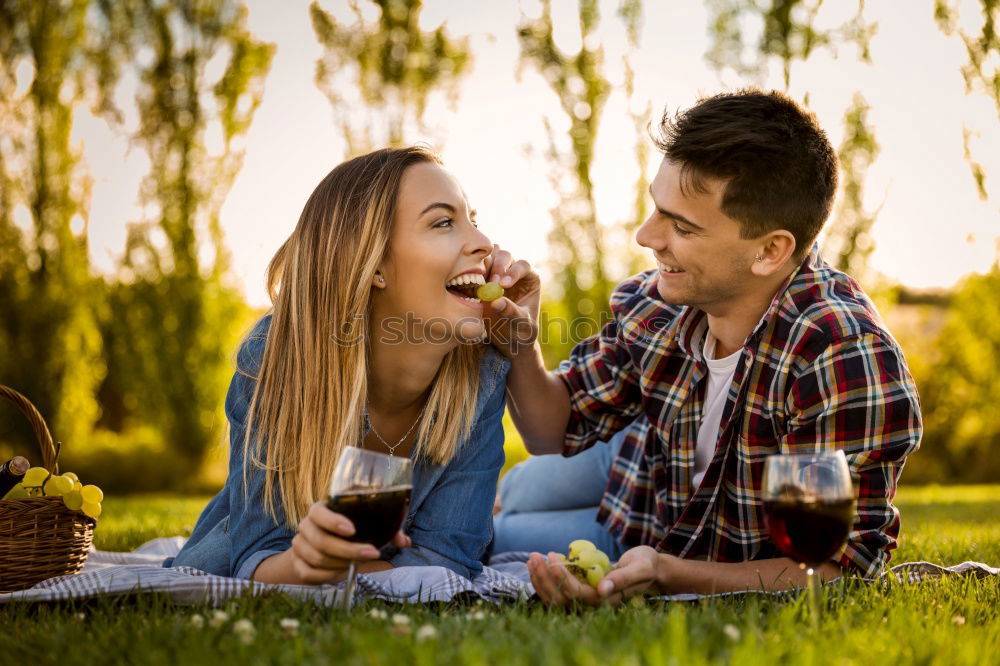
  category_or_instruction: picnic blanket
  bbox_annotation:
[1,538,996,607]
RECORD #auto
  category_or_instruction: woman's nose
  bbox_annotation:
[468,224,492,255]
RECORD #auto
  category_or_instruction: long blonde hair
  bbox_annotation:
[243,147,485,527]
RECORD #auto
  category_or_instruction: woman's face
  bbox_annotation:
[374,161,493,345]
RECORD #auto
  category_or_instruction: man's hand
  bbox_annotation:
[528,546,666,607]
[527,552,603,606]
[483,244,541,359]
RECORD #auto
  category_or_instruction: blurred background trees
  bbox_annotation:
[1,0,997,489]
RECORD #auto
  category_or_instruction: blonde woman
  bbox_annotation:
[166,146,524,584]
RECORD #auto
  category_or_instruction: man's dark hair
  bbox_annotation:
[654,89,837,257]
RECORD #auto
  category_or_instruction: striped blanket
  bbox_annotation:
[1,538,994,606]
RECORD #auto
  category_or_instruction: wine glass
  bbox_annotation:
[762,450,854,624]
[327,447,413,610]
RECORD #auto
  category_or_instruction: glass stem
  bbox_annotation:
[805,565,820,628]
[342,560,358,611]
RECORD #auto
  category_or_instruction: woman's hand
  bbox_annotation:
[483,244,542,359]
[287,501,412,585]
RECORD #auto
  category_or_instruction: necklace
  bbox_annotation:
[364,403,426,457]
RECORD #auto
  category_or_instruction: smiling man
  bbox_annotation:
[486,89,923,605]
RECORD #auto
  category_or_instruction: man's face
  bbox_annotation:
[635,159,759,315]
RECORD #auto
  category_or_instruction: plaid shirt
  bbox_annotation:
[555,250,922,577]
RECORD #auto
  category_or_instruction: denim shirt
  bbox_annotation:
[165,315,511,580]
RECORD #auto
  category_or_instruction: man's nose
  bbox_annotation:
[635,214,664,251]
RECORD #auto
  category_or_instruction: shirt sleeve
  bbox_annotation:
[224,334,296,580]
[554,308,644,457]
[782,333,923,577]
[386,383,507,578]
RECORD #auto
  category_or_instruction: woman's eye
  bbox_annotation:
[434,218,454,228]
[673,222,692,237]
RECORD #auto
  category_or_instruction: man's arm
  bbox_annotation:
[504,342,571,455]
[527,547,843,606]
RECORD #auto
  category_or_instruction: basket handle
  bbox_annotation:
[0,385,59,473]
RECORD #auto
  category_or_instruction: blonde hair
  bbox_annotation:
[242,147,485,527]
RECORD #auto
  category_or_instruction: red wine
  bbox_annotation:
[326,486,412,549]
[764,497,854,566]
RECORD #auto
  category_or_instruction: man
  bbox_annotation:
[484,89,922,605]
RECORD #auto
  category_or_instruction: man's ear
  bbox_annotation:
[751,230,797,276]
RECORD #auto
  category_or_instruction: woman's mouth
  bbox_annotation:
[445,273,485,308]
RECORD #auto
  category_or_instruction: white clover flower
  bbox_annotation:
[415,624,438,642]
[73,612,86,622]
[467,610,486,621]
[209,610,230,628]
[952,615,966,626]
[233,618,256,645]
[368,608,388,620]
[280,617,300,637]
[392,613,411,626]
[722,624,741,642]
[189,613,205,629]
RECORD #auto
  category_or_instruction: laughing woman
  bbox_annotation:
[165,146,513,584]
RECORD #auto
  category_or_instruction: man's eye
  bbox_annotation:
[673,222,692,237]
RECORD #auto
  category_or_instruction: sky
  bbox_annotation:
[78,0,1000,307]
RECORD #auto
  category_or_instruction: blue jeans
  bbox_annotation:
[492,429,627,559]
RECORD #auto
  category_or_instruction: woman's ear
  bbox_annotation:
[372,271,387,289]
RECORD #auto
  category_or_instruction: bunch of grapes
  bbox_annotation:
[552,539,614,588]
[2,467,103,519]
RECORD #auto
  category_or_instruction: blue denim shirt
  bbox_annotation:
[165,315,510,580]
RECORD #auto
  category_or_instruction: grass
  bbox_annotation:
[5,485,999,665]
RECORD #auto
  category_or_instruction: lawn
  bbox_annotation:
[5,485,999,665]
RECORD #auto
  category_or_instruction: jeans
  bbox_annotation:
[492,429,627,559]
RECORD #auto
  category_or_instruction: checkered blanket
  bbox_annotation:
[0,538,994,606]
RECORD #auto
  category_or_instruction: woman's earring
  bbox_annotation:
[375,274,386,286]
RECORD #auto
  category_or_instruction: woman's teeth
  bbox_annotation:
[446,273,485,303]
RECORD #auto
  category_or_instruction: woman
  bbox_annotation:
[166,146,513,584]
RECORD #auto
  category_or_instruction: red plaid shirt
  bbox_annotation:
[555,250,922,577]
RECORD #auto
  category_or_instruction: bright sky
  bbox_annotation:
[80,0,999,307]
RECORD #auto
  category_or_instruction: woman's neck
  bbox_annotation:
[367,335,452,413]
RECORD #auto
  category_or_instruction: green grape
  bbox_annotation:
[568,539,596,560]
[63,471,80,483]
[3,483,28,500]
[585,565,606,588]
[63,490,84,511]
[81,484,104,503]
[81,500,102,519]
[476,282,504,302]
[22,467,49,488]
[44,474,74,496]
[574,548,610,572]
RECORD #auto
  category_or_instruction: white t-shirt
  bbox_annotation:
[691,329,742,489]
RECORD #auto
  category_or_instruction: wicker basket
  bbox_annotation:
[0,385,95,593]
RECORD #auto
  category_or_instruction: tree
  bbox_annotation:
[0,0,105,453]
[904,264,1000,482]
[518,0,614,365]
[91,0,274,471]
[823,93,882,281]
[934,0,999,200]
[310,0,472,157]
[705,0,882,283]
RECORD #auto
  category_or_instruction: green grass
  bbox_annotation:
[6,485,999,665]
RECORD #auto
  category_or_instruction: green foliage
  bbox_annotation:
[934,0,999,200]
[83,1,273,472]
[706,0,876,88]
[903,267,1000,483]
[518,0,615,361]
[822,93,881,282]
[0,0,106,453]
[3,487,998,665]
[311,0,472,156]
